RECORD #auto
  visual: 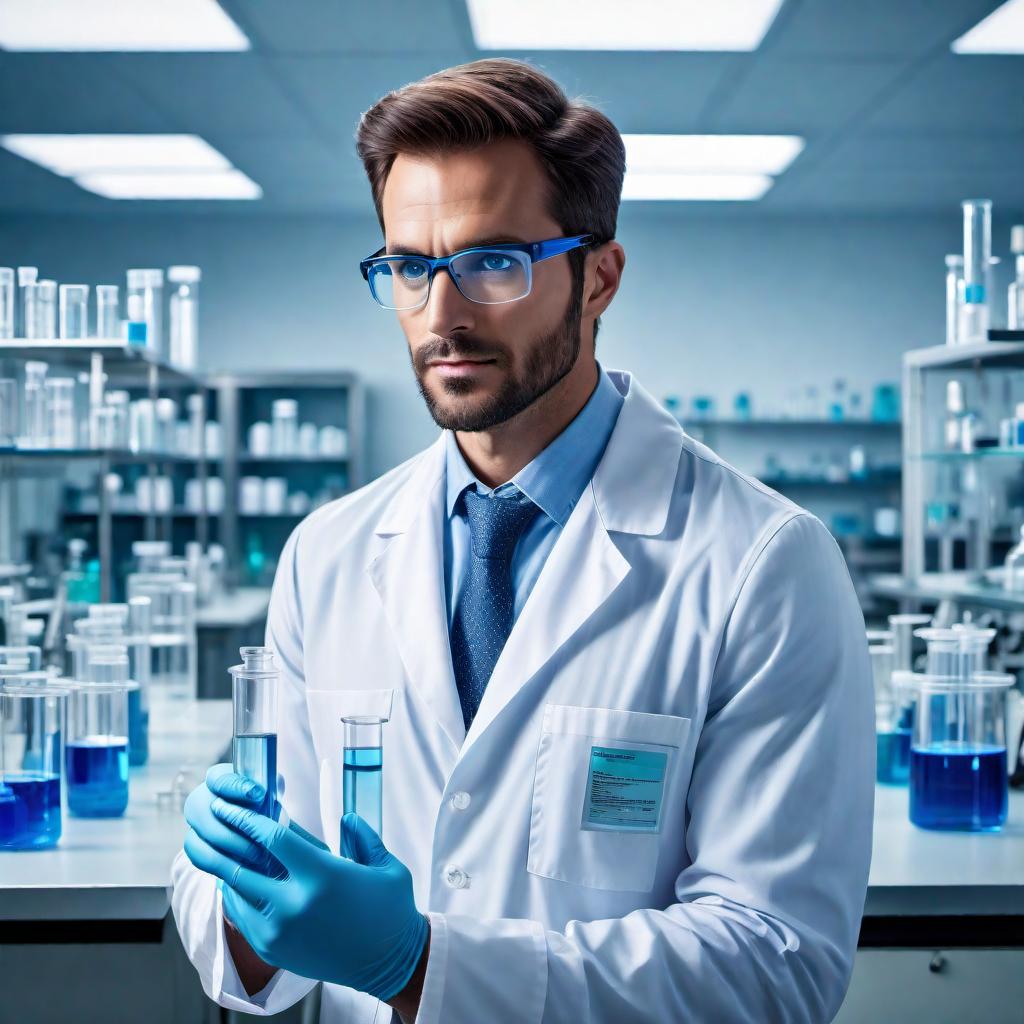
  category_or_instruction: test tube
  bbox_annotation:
[945,254,964,345]
[65,670,131,818]
[167,266,200,370]
[0,378,17,447]
[96,285,120,340]
[127,597,152,768]
[126,269,164,355]
[37,280,57,338]
[59,285,89,340]
[0,268,14,339]
[45,378,77,449]
[959,199,992,345]
[21,360,48,449]
[342,714,386,842]
[229,647,279,819]
[0,682,67,850]
[17,267,37,338]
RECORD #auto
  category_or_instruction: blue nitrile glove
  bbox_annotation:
[188,804,429,1002]
[183,764,328,885]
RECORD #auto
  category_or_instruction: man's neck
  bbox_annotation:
[455,357,599,488]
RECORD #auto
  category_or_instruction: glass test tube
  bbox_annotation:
[45,378,77,449]
[167,266,200,370]
[17,267,37,338]
[96,285,120,340]
[59,285,89,340]
[0,268,13,339]
[959,199,992,345]
[0,378,17,447]
[0,683,67,850]
[127,597,152,767]
[343,714,386,842]
[229,647,279,819]
[37,281,57,338]
[126,269,163,355]
[66,670,131,819]
[21,360,48,449]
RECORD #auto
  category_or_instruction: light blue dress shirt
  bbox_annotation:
[443,365,625,628]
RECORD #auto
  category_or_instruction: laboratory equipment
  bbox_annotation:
[127,575,197,702]
[45,378,76,448]
[20,361,48,449]
[17,267,37,337]
[871,644,910,785]
[0,267,13,339]
[167,265,200,369]
[132,540,171,574]
[229,647,279,820]
[1005,525,1024,591]
[37,280,57,338]
[915,624,994,679]
[959,199,992,345]
[0,645,42,671]
[96,284,120,339]
[0,682,66,850]
[126,292,147,345]
[1010,225,1024,331]
[897,670,1012,831]
[343,714,386,841]
[59,284,89,340]
[86,642,148,769]
[126,269,163,355]
[272,399,298,455]
[65,673,131,818]
[0,378,16,447]
[945,253,965,346]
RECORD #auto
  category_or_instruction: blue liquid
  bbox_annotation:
[876,729,911,785]
[0,774,61,850]
[343,746,382,844]
[66,738,129,818]
[128,688,149,767]
[910,744,1008,831]
[233,733,278,819]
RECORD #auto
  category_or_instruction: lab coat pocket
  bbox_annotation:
[527,703,690,893]
[306,688,395,854]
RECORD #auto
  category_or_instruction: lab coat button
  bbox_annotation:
[444,863,469,889]
[450,790,471,811]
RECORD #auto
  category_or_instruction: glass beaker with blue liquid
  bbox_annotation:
[896,670,1013,832]
[872,644,911,785]
[230,647,279,820]
[1,682,67,850]
[66,666,132,818]
[342,715,386,845]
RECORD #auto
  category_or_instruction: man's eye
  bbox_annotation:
[481,254,513,272]
[398,261,428,282]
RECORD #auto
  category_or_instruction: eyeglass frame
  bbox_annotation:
[359,233,596,310]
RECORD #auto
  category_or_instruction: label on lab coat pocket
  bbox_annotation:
[581,745,668,833]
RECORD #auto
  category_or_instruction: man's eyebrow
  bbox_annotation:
[384,235,532,257]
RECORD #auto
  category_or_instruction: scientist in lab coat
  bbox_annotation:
[173,58,874,1023]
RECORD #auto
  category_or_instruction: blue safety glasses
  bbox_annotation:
[359,233,594,311]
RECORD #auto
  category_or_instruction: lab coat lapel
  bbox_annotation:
[366,440,466,754]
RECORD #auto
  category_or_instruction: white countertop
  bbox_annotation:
[0,698,231,921]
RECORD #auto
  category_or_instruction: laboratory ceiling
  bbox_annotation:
[0,0,1022,216]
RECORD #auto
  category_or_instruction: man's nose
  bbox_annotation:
[424,269,475,338]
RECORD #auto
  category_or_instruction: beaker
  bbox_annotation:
[59,285,89,340]
[0,682,67,850]
[0,268,13,339]
[86,643,147,770]
[65,676,131,818]
[342,715,386,842]
[96,285,120,339]
[872,643,910,785]
[898,670,1012,831]
[45,377,77,449]
[959,199,992,345]
[950,623,995,679]
[229,647,279,820]
[915,627,960,677]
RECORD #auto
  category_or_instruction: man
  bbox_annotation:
[173,58,874,1023]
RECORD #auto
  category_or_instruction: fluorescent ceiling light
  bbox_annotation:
[466,0,784,51]
[623,134,804,175]
[0,0,249,51]
[1,134,231,175]
[952,0,1024,54]
[622,173,773,201]
[76,169,262,200]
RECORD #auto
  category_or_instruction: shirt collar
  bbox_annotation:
[444,364,624,527]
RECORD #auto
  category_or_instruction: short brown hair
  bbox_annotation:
[355,58,625,337]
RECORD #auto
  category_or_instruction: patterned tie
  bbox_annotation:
[449,487,542,731]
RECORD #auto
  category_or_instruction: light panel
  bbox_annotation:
[0,0,249,51]
[952,0,1024,54]
[0,135,231,175]
[76,169,262,200]
[466,0,785,51]
[622,173,773,201]
[623,134,804,175]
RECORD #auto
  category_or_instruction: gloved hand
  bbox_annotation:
[184,764,327,883]
[187,804,429,1002]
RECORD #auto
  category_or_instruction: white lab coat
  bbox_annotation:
[171,370,874,1024]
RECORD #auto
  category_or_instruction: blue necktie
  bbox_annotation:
[449,488,541,731]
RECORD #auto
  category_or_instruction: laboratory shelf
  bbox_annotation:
[0,338,202,387]
[684,418,901,429]
[867,571,1024,614]
[0,446,203,465]
[760,472,901,490]
[238,452,349,463]
[63,507,222,519]
[0,698,231,922]
[916,447,1024,461]
[905,339,1024,372]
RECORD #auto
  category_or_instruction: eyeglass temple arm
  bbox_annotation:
[532,234,595,263]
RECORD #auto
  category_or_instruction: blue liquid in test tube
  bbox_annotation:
[910,744,1007,831]
[876,728,911,785]
[128,687,149,767]
[232,732,278,819]
[0,774,61,849]
[66,737,129,817]
[343,745,383,839]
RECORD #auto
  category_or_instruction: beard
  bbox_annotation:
[411,288,583,432]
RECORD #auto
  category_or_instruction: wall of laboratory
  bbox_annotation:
[2,209,1017,480]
